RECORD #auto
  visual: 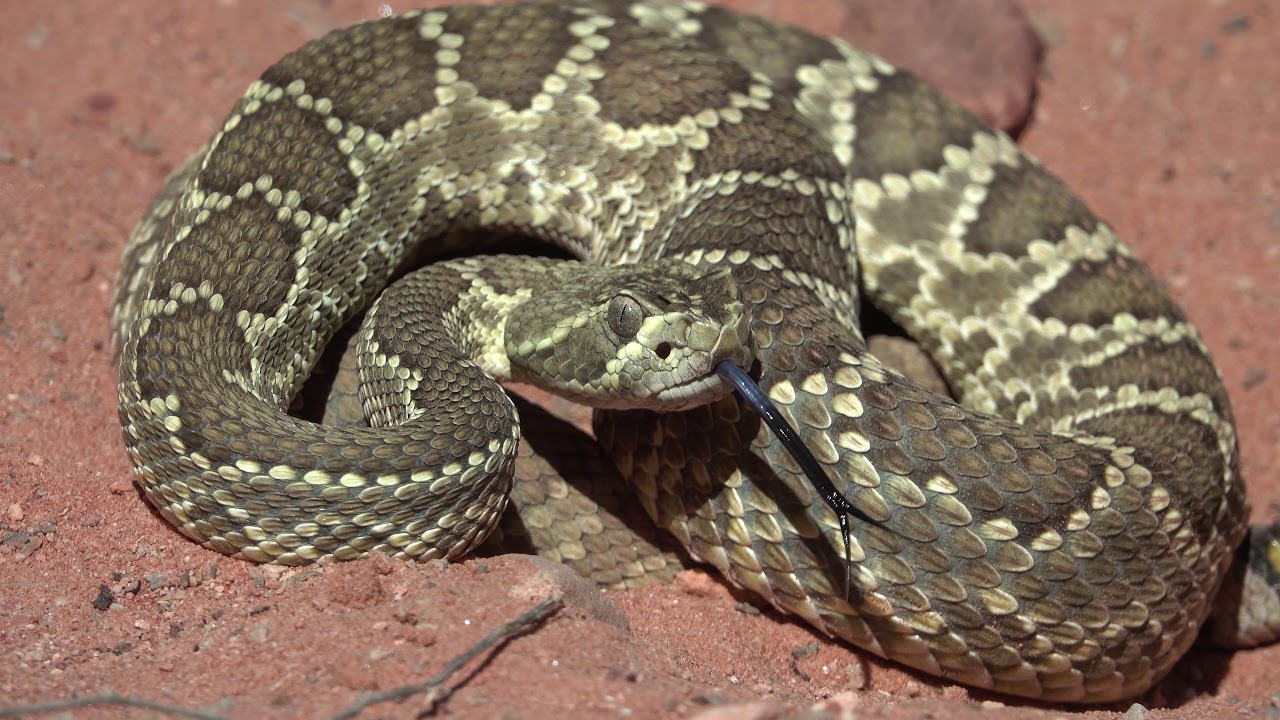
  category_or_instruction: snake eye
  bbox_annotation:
[607,295,644,338]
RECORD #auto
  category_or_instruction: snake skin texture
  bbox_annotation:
[111,1,1279,704]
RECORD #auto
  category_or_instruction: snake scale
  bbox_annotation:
[111,0,1280,704]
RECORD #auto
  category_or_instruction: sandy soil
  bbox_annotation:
[2,1,1278,718]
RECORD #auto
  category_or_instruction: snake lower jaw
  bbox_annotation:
[648,365,739,410]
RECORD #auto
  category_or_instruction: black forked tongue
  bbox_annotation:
[715,360,877,600]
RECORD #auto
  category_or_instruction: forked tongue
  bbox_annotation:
[715,360,880,599]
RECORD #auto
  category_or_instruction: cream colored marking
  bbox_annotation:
[831,392,864,418]
[767,379,796,406]
[978,518,1018,542]
[837,430,870,453]
[1030,529,1063,552]
[1065,509,1092,532]
[979,588,1020,616]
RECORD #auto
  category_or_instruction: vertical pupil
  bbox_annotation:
[610,296,642,337]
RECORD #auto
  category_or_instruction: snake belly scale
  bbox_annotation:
[111,1,1278,704]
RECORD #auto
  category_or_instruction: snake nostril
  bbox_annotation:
[655,342,672,359]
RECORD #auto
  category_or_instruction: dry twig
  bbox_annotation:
[0,597,563,720]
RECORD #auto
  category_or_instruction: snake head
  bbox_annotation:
[505,260,753,410]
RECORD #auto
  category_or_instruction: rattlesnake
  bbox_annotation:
[111,1,1280,703]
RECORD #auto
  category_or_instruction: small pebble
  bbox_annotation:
[1221,15,1251,34]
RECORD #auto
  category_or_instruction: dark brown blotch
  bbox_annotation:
[963,161,1097,259]
[264,14,441,133]
[847,71,983,180]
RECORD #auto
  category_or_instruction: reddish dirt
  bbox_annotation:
[2,1,1278,718]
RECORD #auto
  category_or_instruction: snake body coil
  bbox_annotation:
[113,1,1279,703]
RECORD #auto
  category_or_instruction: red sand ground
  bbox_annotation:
[2,1,1278,718]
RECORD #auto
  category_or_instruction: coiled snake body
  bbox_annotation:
[112,1,1280,703]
